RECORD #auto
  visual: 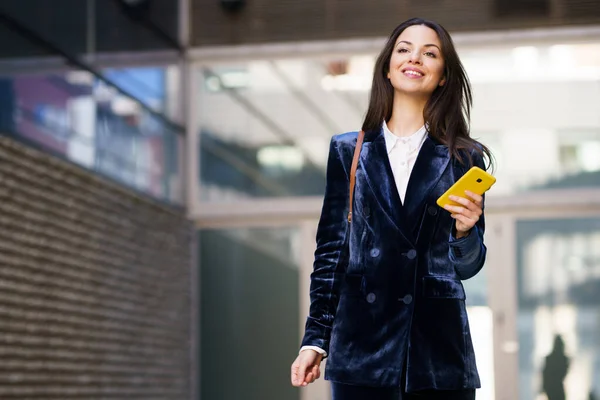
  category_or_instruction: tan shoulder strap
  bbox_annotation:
[347,130,365,223]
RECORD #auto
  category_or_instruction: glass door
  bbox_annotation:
[487,191,600,400]
[515,216,600,400]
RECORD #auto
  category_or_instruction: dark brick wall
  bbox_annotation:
[191,0,600,46]
[0,135,192,399]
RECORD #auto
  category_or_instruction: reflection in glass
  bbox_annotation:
[199,227,301,400]
[197,59,367,201]
[196,41,600,201]
[462,41,600,195]
[517,218,600,400]
[0,71,183,205]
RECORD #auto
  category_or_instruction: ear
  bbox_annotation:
[439,77,446,87]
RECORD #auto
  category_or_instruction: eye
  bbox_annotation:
[425,51,437,58]
[397,48,409,53]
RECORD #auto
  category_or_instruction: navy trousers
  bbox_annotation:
[331,383,476,400]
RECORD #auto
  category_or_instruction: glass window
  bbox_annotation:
[0,70,183,205]
[516,218,600,400]
[100,65,181,121]
[196,41,600,201]
[196,58,369,201]
[462,42,600,195]
[199,226,301,400]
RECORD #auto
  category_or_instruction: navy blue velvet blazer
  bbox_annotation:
[300,127,487,392]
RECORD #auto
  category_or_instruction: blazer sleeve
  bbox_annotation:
[448,150,488,280]
[300,136,350,356]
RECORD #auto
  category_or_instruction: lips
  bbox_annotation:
[402,68,424,78]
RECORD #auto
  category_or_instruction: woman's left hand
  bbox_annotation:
[443,190,483,238]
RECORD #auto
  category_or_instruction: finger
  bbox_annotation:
[291,364,301,386]
[444,204,472,215]
[463,193,483,210]
[443,204,461,213]
[464,190,483,205]
[296,362,306,386]
[448,195,478,212]
[304,371,314,385]
[312,354,323,381]
[310,365,320,382]
[452,214,476,230]
[446,203,482,221]
[291,363,296,380]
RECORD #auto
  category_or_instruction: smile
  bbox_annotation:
[403,69,424,78]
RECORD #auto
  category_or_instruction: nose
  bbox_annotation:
[409,51,422,64]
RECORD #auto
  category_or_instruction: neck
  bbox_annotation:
[387,93,428,137]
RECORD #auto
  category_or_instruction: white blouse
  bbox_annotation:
[382,120,428,203]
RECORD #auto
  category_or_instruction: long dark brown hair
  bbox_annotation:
[362,17,493,169]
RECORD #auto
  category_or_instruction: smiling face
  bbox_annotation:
[387,24,446,98]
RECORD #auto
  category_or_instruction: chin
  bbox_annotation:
[395,86,434,98]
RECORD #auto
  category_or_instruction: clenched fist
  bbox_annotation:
[291,349,323,387]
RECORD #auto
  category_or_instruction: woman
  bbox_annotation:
[290,17,493,400]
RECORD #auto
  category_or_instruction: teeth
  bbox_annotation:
[405,70,423,76]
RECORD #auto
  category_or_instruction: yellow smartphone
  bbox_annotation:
[436,166,496,208]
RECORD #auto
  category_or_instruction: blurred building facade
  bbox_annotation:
[1,0,600,400]
[0,1,194,399]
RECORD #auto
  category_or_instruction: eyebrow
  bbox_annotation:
[396,40,441,51]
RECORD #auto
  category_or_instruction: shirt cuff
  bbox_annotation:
[448,226,481,265]
[300,345,327,357]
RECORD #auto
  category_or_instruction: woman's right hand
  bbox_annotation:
[291,350,323,387]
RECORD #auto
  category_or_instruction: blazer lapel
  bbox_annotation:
[403,136,450,220]
[359,129,413,243]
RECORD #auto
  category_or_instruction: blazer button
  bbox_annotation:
[370,248,380,258]
[401,294,413,305]
[406,249,417,260]
[427,205,438,216]
[366,293,376,303]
